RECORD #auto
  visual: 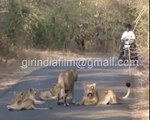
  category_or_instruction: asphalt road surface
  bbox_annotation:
[0,63,135,120]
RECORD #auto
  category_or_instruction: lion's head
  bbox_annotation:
[84,83,97,98]
[29,88,37,96]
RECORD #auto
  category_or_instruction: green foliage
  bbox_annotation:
[131,0,149,63]
[133,0,149,47]
[0,0,149,53]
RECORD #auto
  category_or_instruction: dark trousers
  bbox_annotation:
[118,42,124,60]
[118,42,137,60]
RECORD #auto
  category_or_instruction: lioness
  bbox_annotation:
[57,69,78,106]
[81,82,131,105]
[22,88,45,104]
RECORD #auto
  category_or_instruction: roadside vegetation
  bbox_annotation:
[0,0,149,119]
[0,0,148,54]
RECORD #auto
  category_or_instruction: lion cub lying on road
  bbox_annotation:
[8,92,24,105]
[22,88,45,104]
[39,84,62,101]
[7,88,48,111]
[81,82,131,105]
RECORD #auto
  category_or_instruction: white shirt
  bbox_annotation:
[121,31,135,40]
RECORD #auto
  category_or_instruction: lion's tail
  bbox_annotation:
[121,83,131,99]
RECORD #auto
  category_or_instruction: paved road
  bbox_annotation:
[0,63,135,120]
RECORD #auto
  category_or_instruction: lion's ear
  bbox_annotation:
[92,83,96,87]
[30,88,34,92]
[20,92,24,96]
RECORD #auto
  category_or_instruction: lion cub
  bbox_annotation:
[22,88,45,104]
[39,84,62,101]
[8,92,24,105]
[81,82,131,105]
[7,89,48,111]
[7,93,35,111]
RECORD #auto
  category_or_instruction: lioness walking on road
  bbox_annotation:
[57,69,78,106]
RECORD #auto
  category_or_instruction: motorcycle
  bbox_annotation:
[119,39,138,64]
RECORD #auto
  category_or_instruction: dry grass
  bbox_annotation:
[0,60,20,91]
[132,68,149,120]
[19,49,114,60]
[20,49,83,60]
